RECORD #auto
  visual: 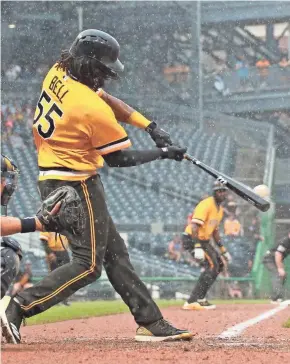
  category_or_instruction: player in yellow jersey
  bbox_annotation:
[40,232,71,306]
[182,180,231,310]
[4,29,192,344]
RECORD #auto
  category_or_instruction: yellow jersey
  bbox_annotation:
[224,218,241,236]
[40,232,69,252]
[185,196,223,240]
[33,64,131,181]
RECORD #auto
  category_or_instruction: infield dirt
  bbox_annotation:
[2,304,290,364]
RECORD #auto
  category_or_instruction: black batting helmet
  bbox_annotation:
[1,237,23,260]
[1,154,19,207]
[69,29,124,80]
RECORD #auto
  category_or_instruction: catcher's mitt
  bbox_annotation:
[36,186,85,236]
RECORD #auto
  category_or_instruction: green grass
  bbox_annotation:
[283,318,290,328]
[26,299,268,326]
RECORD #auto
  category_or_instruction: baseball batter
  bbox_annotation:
[3,29,192,343]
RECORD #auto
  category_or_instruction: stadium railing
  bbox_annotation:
[204,65,290,96]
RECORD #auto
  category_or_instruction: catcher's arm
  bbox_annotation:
[0,202,61,237]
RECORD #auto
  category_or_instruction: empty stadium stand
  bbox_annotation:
[2,123,237,225]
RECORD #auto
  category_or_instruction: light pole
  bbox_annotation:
[197,0,203,130]
[288,23,290,61]
[190,0,203,130]
[77,6,83,32]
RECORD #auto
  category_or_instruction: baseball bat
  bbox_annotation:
[184,154,270,212]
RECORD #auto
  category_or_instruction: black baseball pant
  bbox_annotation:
[263,258,286,301]
[16,175,162,325]
[188,240,224,303]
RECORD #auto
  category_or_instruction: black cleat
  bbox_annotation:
[1,298,23,344]
[135,318,193,342]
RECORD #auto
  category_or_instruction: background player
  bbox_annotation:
[41,232,71,305]
[3,29,192,344]
[263,232,290,303]
[182,180,231,310]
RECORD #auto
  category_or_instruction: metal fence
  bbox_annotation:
[204,65,290,97]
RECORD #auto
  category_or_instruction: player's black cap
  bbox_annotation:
[213,179,228,191]
[69,29,124,79]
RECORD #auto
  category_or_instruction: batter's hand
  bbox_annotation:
[146,122,173,147]
[161,146,187,161]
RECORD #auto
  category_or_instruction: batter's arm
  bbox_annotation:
[100,91,150,128]
[103,146,186,167]
[100,91,173,147]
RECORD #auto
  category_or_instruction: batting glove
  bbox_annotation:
[161,146,187,161]
[146,122,173,148]
[194,246,205,261]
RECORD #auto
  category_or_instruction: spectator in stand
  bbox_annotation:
[223,194,240,218]
[5,65,22,81]
[255,56,270,88]
[1,101,35,142]
[228,281,243,299]
[10,133,24,149]
[224,213,242,237]
[279,55,290,68]
[213,73,230,96]
[4,118,14,137]
[168,235,182,262]
[278,55,290,85]
[235,55,250,91]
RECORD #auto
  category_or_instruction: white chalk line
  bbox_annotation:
[218,300,290,339]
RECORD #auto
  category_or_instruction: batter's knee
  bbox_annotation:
[88,265,102,282]
[74,259,102,284]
